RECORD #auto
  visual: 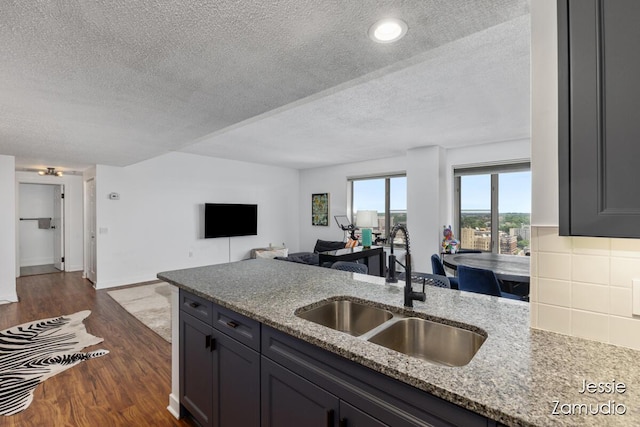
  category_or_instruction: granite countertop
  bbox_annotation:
[158,259,640,427]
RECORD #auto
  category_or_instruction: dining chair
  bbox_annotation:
[457,265,522,300]
[414,272,450,289]
[430,254,459,289]
[330,261,368,275]
[398,272,451,289]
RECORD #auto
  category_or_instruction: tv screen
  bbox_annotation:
[204,203,258,238]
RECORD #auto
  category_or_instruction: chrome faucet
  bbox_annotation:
[386,224,426,308]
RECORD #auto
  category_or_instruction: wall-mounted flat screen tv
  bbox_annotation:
[204,203,258,238]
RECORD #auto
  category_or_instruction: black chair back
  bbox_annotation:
[330,261,368,275]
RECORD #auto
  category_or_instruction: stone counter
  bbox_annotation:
[159,259,640,426]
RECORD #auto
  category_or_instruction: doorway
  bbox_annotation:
[85,178,97,284]
[18,183,65,277]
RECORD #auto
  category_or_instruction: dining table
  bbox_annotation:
[442,252,530,294]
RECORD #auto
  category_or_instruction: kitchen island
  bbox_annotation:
[159,259,640,426]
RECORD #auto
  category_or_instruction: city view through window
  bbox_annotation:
[350,170,530,252]
[459,171,531,256]
[352,176,407,244]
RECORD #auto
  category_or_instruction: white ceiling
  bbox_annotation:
[0,1,530,172]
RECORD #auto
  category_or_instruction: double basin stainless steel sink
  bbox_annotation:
[295,299,486,367]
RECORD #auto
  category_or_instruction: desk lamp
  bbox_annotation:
[356,210,378,248]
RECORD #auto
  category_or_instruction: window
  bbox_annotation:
[454,163,530,255]
[349,174,407,244]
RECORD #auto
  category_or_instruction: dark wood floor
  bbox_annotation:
[0,271,195,426]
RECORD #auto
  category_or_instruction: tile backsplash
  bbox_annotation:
[531,226,640,350]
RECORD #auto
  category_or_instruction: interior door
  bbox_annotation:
[86,178,97,283]
[53,185,65,271]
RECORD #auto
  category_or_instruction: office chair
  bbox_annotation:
[430,254,459,289]
[457,265,522,300]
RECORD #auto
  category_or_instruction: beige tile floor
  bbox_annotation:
[20,264,60,277]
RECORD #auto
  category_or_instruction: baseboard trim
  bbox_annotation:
[0,293,19,305]
[167,393,181,419]
[20,259,55,267]
[95,274,158,290]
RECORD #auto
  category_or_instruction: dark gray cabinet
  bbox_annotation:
[559,0,640,237]
[261,357,339,427]
[180,311,214,426]
[261,357,389,427]
[214,330,260,427]
[261,326,489,427]
[180,290,493,426]
[179,291,260,427]
[340,401,388,427]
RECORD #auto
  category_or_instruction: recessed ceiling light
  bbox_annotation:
[369,18,408,44]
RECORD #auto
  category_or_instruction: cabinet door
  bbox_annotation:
[559,0,640,237]
[261,357,339,427]
[339,401,388,427]
[180,312,214,427]
[213,330,260,427]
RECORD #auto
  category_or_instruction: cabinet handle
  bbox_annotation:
[210,337,216,352]
[326,409,334,427]
[188,301,200,308]
[226,320,239,329]
[339,418,347,427]
[205,335,211,348]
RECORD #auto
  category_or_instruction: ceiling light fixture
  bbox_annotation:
[369,18,408,44]
[38,167,63,177]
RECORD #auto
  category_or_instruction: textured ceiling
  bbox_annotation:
[0,1,530,171]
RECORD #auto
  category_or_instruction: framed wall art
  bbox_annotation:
[311,193,329,226]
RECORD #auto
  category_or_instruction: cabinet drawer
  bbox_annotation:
[180,290,213,324]
[212,304,260,351]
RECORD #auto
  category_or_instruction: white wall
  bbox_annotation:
[406,146,446,273]
[94,152,299,289]
[530,0,559,226]
[299,156,406,250]
[15,171,84,273]
[0,155,17,303]
[530,0,640,350]
[18,184,55,266]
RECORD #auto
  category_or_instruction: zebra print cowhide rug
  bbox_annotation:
[0,310,108,416]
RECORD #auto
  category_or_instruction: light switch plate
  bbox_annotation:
[633,280,640,316]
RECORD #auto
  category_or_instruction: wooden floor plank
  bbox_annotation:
[0,272,194,426]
